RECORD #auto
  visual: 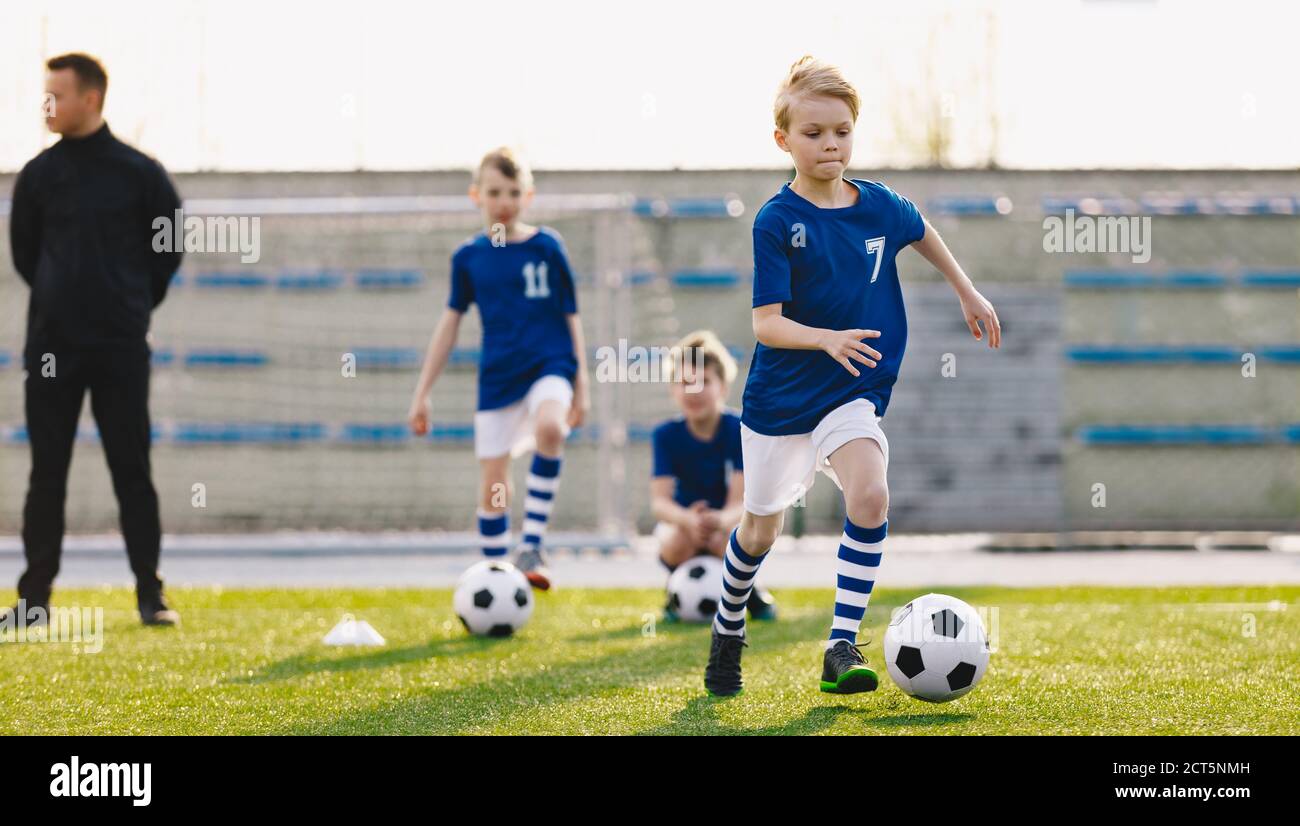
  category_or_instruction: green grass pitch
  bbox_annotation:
[2,585,1296,735]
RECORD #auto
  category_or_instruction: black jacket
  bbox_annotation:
[9,122,183,356]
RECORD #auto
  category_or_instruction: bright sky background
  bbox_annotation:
[1,0,1295,172]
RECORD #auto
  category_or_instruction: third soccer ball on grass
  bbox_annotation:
[666,555,724,623]
[454,561,534,637]
[883,593,990,703]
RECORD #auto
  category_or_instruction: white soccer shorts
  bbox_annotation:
[740,397,890,516]
[473,374,574,459]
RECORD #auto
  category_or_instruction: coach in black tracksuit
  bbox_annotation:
[6,53,182,626]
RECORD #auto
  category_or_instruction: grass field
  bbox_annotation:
[2,584,1296,735]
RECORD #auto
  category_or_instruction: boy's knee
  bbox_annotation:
[845,481,889,527]
[534,417,565,451]
[738,515,781,554]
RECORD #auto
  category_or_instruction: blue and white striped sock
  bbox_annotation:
[519,453,561,552]
[478,510,509,558]
[713,528,768,637]
[828,518,887,648]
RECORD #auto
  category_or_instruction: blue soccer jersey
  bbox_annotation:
[741,178,926,435]
[652,411,744,510]
[448,227,579,411]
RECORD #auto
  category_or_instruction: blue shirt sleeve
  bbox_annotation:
[651,424,674,478]
[891,187,926,246]
[447,247,474,311]
[751,217,793,308]
[548,234,578,314]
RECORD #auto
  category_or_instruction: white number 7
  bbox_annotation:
[864,237,885,283]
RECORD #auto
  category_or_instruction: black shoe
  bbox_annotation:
[819,639,879,694]
[513,547,553,591]
[0,601,50,630]
[747,587,778,621]
[139,593,181,627]
[704,629,747,697]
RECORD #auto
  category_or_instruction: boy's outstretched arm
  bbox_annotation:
[910,220,1002,349]
[407,307,463,435]
[565,313,590,428]
[753,303,883,378]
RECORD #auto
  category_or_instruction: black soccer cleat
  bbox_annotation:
[704,629,747,697]
[513,547,553,591]
[747,586,778,622]
[138,593,181,627]
[819,639,879,694]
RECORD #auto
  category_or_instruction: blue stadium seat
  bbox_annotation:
[1042,195,1137,215]
[193,271,271,289]
[1138,194,1215,215]
[1076,425,1283,445]
[277,270,346,290]
[354,269,425,289]
[1064,270,1227,288]
[183,349,270,368]
[1067,346,1244,364]
[339,423,411,443]
[426,424,475,442]
[927,195,1012,216]
[449,348,481,366]
[633,197,744,219]
[671,269,741,287]
[1241,271,1300,288]
[172,422,326,444]
[1214,194,1298,215]
[350,348,421,369]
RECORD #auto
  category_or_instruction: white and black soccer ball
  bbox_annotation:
[883,593,990,703]
[666,555,724,623]
[454,560,534,637]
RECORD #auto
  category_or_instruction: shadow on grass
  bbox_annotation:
[231,635,514,685]
[258,614,829,734]
[637,696,852,735]
[865,712,976,728]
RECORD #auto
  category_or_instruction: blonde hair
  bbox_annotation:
[774,55,860,132]
[667,329,738,384]
[474,146,534,189]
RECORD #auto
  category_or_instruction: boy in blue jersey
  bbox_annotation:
[408,148,590,591]
[649,330,775,622]
[703,57,1003,697]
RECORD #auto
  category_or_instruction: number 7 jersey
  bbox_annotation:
[742,179,926,436]
[448,227,579,411]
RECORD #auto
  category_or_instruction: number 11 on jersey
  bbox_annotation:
[523,261,550,298]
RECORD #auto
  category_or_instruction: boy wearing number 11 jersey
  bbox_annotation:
[409,148,591,591]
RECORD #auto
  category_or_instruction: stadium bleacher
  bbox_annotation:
[1,170,1297,536]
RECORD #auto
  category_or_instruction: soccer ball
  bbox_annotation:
[883,593,989,703]
[454,560,534,637]
[666,555,724,623]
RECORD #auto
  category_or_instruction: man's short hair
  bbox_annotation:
[47,52,109,107]
[774,55,859,132]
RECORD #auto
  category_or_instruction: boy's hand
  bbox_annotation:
[567,374,591,429]
[685,501,713,545]
[407,396,430,436]
[819,328,882,377]
[959,288,1001,348]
